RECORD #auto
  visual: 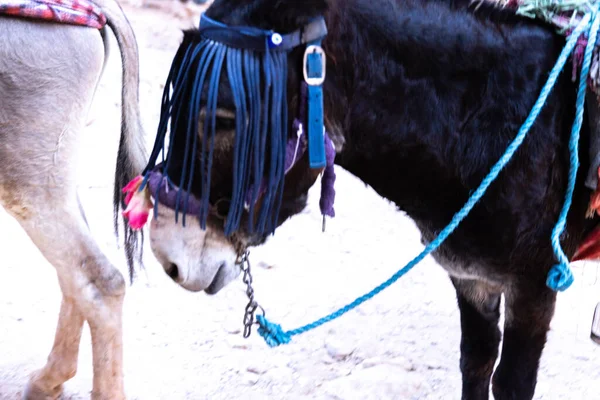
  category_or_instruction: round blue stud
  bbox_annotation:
[270,33,283,48]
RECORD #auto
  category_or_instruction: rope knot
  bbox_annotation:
[546,263,575,291]
[256,315,291,347]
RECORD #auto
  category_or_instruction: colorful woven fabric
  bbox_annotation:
[0,0,106,29]
[499,0,596,31]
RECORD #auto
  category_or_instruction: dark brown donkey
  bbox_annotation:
[126,1,600,398]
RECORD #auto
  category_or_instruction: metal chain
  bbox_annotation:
[237,250,259,338]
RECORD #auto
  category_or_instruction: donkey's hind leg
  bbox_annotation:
[451,277,502,400]
[4,190,127,400]
[22,296,85,400]
[23,193,95,399]
[0,20,126,400]
[11,204,127,400]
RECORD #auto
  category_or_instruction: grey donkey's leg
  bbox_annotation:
[0,20,126,400]
[15,207,127,400]
[22,297,85,400]
[10,198,127,400]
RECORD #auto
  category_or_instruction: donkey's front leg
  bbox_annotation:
[451,277,502,400]
[492,281,556,400]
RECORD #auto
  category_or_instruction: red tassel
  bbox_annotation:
[122,176,153,230]
[573,224,600,261]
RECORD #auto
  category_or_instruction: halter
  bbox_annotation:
[139,13,335,237]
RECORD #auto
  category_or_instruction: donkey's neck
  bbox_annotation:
[321,0,519,149]
[319,0,565,220]
[320,0,531,131]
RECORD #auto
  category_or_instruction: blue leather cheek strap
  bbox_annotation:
[306,39,327,169]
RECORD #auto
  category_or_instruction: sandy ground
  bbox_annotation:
[1,2,600,399]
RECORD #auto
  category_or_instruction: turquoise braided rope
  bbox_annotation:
[256,12,596,347]
[548,5,600,291]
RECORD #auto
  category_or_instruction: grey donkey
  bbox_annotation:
[0,0,147,398]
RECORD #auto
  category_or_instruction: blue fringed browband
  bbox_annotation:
[140,14,329,236]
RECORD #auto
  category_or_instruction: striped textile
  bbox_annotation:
[0,0,106,29]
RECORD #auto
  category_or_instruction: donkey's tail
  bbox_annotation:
[96,0,148,281]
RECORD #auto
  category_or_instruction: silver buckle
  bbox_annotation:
[303,45,326,86]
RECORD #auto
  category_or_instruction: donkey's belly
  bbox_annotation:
[414,220,509,286]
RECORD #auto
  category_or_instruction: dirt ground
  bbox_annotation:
[1,1,600,399]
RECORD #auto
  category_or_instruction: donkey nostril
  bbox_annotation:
[166,263,179,281]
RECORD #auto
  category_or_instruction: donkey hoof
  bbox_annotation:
[22,379,63,400]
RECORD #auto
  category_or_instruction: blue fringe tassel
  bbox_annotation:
[144,35,290,237]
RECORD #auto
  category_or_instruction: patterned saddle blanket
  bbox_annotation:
[0,0,106,29]
[482,0,600,92]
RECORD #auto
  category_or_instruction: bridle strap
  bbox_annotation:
[199,14,328,52]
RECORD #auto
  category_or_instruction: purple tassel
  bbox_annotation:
[320,133,336,217]
[148,123,337,224]
[147,167,202,216]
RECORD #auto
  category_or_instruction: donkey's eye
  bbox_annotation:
[200,107,236,131]
[215,116,236,131]
[214,198,231,219]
